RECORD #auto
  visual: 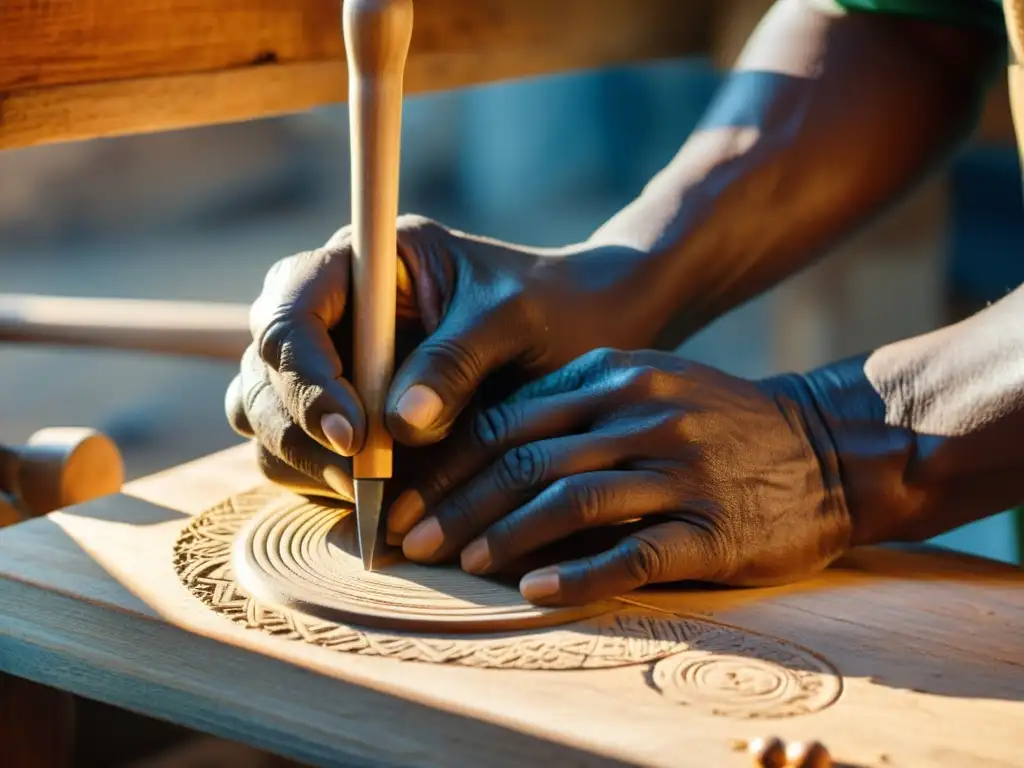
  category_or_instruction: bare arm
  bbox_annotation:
[806,284,1024,546]
[589,0,1003,341]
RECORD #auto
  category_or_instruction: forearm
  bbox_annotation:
[587,0,1000,341]
[799,285,1024,546]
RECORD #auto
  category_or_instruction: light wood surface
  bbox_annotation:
[0,444,1022,767]
[0,294,251,359]
[2,427,124,517]
[345,0,409,481]
[233,494,613,632]
[0,1,1015,150]
[0,0,708,150]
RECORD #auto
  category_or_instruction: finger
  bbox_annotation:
[461,470,676,575]
[250,243,368,458]
[386,389,607,538]
[386,364,681,538]
[401,429,644,564]
[240,345,354,501]
[518,521,722,606]
[224,373,254,438]
[385,305,525,447]
[255,447,351,502]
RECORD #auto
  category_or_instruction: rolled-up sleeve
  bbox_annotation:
[832,0,1006,35]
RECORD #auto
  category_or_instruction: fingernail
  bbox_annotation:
[322,466,353,500]
[520,568,560,602]
[402,518,443,561]
[387,489,425,535]
[321,413,354,455]
[395,385,443,430]
[461,538,491,574]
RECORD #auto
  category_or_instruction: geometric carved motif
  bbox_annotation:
[174,486,842,717]
[650,628,843,718]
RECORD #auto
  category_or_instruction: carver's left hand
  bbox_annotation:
[387,348,852,605]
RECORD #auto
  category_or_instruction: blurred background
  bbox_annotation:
[2,40,1022,564]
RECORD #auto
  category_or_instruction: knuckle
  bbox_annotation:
[255,445,282,481]
[650,409,689,441]
[396,213,441,235]
[471,404,518,451]
[620,365,661,397]
[441,493,478,539]
[423,337,486,389]
[497,444,549,491]
[242,374,274,422]
[256,314,300,370]
[423,466,458,500]
[273,421,307,466]
[553,478,603,524]
[583,347,618,368]
[323,226,352,251]
[623,535,668,585]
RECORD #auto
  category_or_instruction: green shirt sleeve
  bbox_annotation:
[832,0,1006,36]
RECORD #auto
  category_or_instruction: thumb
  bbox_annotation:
[385,308,522,446]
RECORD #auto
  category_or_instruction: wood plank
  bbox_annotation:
[0,0,700,92]
[0,444,1022,766]
[0,0,710,149]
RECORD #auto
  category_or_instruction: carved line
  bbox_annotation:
[174,486,844,719]
[173,488,704,671]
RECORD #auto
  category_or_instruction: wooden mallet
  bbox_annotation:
[0,428,124,519]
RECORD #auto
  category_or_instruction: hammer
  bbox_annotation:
[344,0,414,570]
[0,427,124,522]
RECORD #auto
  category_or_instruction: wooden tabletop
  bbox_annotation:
[0,443,1022,767]
[0,0,709,150]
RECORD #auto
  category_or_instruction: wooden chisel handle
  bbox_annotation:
[343,0,413,479]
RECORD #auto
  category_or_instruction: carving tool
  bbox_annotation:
[343,0,414,570]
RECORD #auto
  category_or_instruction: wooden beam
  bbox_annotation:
[0,0,711,149]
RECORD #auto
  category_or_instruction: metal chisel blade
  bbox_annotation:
[354,479,385,571]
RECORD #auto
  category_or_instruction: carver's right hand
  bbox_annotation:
[224,215,659,501]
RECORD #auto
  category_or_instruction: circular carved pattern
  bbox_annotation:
[650,628,842,719]
[174,485,845,709]
[232,494,611,633]
[173,487,708,671]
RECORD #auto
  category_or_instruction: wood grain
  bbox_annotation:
[0,0,708,149]
[0,445,1022,766]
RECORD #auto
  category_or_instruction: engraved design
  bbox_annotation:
[233,494,611,632]
[650,628,843,718]
[174,484,844,711]
[173,487,706,670]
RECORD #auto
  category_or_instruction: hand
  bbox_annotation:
[389,348,851,605]
[224,216,656,500]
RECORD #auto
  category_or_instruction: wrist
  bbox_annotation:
[798,355,919,546]
[542,241,682,349]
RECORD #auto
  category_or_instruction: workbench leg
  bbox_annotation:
[0,673,76,767]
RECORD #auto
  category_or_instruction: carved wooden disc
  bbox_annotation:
[231,494,614,633]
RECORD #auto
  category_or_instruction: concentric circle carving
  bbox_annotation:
[172,487,707,670]
[650,628,842,718]
[232,494,611,633]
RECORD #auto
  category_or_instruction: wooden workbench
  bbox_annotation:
[2,3,1024,765]
[0,0,711,150]
[1,0,1015,151]
[0,443,1023,767]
